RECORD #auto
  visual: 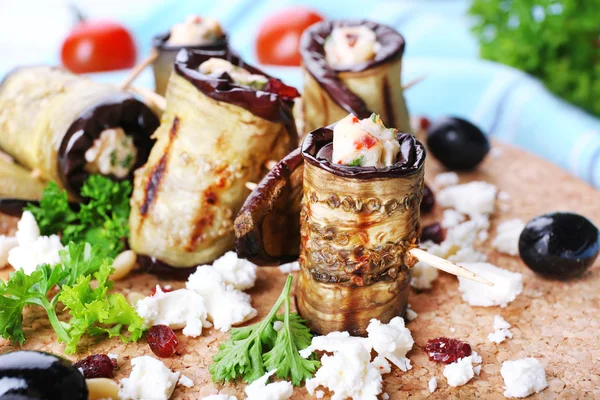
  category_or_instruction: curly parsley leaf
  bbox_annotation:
[26,182,77,236]
[210,275,319,386]
[347,156,364,167]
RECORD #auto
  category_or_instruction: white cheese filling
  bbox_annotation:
[135,287,212,337]
[84,127,137,179]
[437,181,498,217]
[119,356,180,400]
[211,251,257,291]
[166,15,223,46]
[244,370,293,400]
[7,211,63,275]
[492,219,525,256]
[428,377,438,393]
[325,26,381,68]
[199,58,268,90]
[332,113,400,168]
[458,262,523,307]
[488,314,513,344]
[501,358,548,398]
[443,351,482,387]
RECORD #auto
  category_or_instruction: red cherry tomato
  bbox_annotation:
[61,21,136,73]
[256,7,324,66]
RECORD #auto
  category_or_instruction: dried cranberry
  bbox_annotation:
[147,325,179,357]
[419,117,431,132]
[264,78,300,101]
[421,223,445,244]
[151,285,173,296]
[420,184,435,214]
[74,354,116,379]
[423,337,472,364]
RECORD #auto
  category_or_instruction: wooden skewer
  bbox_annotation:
[120,49,159,91]
[245,182,258,191]
[264,160,277,170]
[402,74,427,91]
[410,248,494,286]
[127,86,166,112]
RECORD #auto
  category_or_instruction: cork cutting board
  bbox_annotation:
[1,140,599,399]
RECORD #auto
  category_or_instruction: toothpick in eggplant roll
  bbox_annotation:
[0,66,159,203]
[300,20,411,136]
[152,15,228,96]
[235,113,425,335]
[129,48,299,278]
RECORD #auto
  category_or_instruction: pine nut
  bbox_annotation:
[86,378,119,400]
[110,250,137,281]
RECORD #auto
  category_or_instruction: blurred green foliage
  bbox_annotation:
[469,0,600,117]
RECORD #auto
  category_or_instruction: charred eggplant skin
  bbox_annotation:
[0,351,88,400]
[151,32,229,96]
[297,125,425,335]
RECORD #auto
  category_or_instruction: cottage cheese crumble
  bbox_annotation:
[488,315,513,344]
[492,219,525,256]
[501,358,548,398]
[458,262,523,307]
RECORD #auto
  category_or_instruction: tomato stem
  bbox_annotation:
[69,3,87,24]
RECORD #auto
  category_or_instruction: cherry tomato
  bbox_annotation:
[256,7,324,66]
[61,21,136,73]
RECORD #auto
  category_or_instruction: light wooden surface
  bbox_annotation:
[1,140,599,399]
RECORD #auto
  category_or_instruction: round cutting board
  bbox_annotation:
[1,140,599,399]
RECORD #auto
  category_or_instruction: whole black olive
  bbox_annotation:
[0,351,87,400]
[420,183,435,214]
[519,212,600,279]
[421,222,445,244]
[426,117,490,171]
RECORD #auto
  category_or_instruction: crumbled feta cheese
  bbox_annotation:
[492,219,525,256]
[178,375,194,388]
[448,246,487,263]
[85,128,137,179]
[410,261,439,290]
[501,358,548,398]
[405,305,418,321]
[427,217,490,263]
[300,331,370,358]
[371,355,391,374]
[428,377,437,393]
[498,191,511,202]
[211,251,257,291]
[167,15,223,46]
[108,353,118,362]
[0,235,18,268]
[186,266,257,331]
[315,390,325,399]
[488,315,513,344]
[450,327,456,333]
[7,211,63,275]
[434,172,459,188]
[458,263,523,307]
[199,58,267,89]
[244,370,293,400]
[382,393,390,400]
[441,209,466,228]
[200,395,237,400]
[278,261,300,274]
[332,114,400,168]
[366,317,414,371]
[119,356,180,400]
[473,365,482,375]
[443,356,475,387]
[273,320,284,332]
[325,26,381,68]
[136,287,211,337]
[437,181,497,217]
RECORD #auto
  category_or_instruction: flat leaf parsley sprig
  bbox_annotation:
[210,275,320,386]
[0,242,144,354]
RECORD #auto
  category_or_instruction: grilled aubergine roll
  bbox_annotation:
[129,49,299,277]
[300,20,411,136]
[152,15,228,96]
[0,66,159,200]
[0,158,46,216]
[236,113,425,335]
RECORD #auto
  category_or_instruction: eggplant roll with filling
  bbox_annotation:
[0,66,159,198]
[129,49,298,273]
[152,16,228,96]
[300,20,411,135]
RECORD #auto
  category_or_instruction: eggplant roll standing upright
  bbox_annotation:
[0,66,159,197]
[300,20,411,135]
[129,49,298,271]
[298,126,425,335]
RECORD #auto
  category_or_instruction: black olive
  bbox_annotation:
[426,117,490,171]
[420,183,435,214]
[519,212,600,279]
[0,351,87,400]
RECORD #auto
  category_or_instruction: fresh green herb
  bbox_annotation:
[0,242,144,353]
[210,275,319,386]
[370,113,378,123]
[469,0,600,117]
[120,153,134,169]
[110,150,118,167]
[26,176,132,257]
[347,156,364,167]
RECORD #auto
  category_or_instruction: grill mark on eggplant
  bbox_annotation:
[139,116,180,217]
[187,211,215,251]
[382,76,394,128]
